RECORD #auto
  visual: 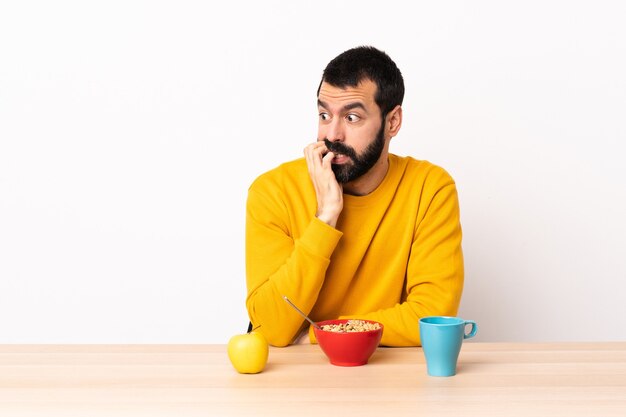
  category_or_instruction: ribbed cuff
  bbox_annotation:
[298,217,343,260]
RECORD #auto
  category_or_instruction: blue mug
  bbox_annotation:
[419,316,478,377]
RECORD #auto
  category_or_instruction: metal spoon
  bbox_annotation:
[282,296,322,330]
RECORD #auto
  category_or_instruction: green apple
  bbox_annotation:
[227,331,269,374]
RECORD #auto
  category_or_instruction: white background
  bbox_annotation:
[1,1,625,343]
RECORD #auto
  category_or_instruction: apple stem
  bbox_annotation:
[250,325,262,333]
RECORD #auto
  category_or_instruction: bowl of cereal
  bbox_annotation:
[313,319,384,366]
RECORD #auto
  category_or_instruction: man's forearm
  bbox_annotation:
[246,216,342,346]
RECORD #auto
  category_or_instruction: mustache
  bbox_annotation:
[323,139,357,160]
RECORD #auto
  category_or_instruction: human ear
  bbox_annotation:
[386,105,403,137]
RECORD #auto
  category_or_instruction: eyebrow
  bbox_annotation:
[317,99,367,112]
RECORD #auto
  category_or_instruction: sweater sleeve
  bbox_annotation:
[245,180,343,346]
[335,172,464,347]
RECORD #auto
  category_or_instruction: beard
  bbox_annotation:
[323,121,386,184]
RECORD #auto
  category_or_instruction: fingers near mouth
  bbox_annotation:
[331,153,350,164]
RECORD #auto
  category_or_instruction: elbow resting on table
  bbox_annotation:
[247,313,295,348]
[252,324,293,347]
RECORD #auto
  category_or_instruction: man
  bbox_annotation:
[245,46,464,347]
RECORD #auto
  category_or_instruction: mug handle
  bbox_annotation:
[463,320,478,339]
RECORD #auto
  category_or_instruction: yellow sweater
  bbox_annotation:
[245,154,464,347]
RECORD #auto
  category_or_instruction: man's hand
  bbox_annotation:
[304,141,343,228]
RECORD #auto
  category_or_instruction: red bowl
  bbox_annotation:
[313,319,384,366]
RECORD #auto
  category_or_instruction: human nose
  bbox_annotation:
[321,118,345,142]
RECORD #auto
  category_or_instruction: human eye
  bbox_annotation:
[346,114,361,123]
[319,112,330,121]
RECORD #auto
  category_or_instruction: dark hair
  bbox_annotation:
[317,46,404,118]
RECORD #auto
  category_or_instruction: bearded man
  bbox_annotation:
[245,46,464,347]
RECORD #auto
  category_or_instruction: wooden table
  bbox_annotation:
[1,343,625,416]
